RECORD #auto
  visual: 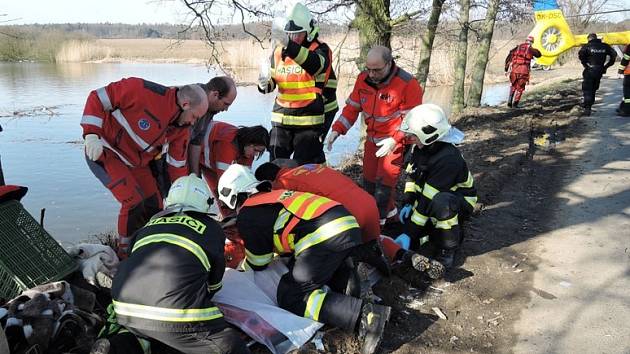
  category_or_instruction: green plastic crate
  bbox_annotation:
[0,200,77,301]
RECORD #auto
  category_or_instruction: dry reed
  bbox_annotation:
[55,40,114,62]
[61,34,575,87]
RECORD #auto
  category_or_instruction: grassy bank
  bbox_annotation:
[1,27,582,89]
[92,34,523,87]
[0,27,93,62]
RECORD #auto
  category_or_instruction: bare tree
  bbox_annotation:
[450,0,470,114]
[558,0,619,31]
[415,0,446,87]
[180,0,425,70]
[466,0,501,107]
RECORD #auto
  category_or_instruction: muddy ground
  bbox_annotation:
[283,77,589,354]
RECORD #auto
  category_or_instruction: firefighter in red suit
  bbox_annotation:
[191,121,269,218]
[81,77,209,258]
[254,160,444,279]
[327,45,423,226]
[505,36,541,108]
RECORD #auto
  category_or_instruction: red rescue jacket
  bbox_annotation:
[80,77,190,180]
[198,121,253,192]
[505,43,542,75]
[332,63,423,144]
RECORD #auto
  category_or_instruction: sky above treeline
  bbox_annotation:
[2,0,190,25]
[2,0,628,25]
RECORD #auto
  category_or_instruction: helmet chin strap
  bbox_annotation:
[307,25,319,42]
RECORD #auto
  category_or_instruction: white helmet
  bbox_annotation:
[400,104,452,145]
[284,2,319,41]
[217,164,263,210]
[164,174,212,213]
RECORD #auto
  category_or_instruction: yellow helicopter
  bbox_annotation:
[529,0,630,66]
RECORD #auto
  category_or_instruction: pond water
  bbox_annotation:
[0,62,508,243]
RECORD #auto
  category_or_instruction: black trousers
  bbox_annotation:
[277,234,363,331]
[126,326,251,354]
[582,67,604,108]
[270,125,325,165]
[411,192,473,251]
[619,75,630,115]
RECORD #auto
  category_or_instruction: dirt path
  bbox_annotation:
[298,74,595,353]
[512,79,630,354]
[370,78,629,354]
[375,79,590,354]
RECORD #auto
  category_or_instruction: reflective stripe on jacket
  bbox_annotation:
[242,189,343,254]
[505,43,541,75]
[403,142,477,234]
[618,44,630,75]
[269,39,332,126]
[273,164,380,241]
[111,212,226,333]
[198,121,253,193]
[80,77,190,180]
[331,63,423,144]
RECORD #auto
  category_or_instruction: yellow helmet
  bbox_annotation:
[164,174,212,213]
[284,2,319,41]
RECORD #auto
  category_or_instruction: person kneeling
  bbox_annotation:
[218,164,390,354]
[395,104,477,270]
[102,174,250,354]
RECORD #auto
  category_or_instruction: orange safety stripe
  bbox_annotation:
[244,190,341,252]
[273,41,323,109]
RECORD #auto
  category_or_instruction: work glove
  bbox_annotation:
[394,233,411,250]
[618,73,624,79]
[375,137,396,158]
[84,134,103,161]
[326,131,340,151]
[399,204,413,223]
[258,57,272,89]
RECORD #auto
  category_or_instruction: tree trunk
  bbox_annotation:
[352,0,392,68]
[450,0,471,115]
[415,0,445,88]
[467,0,501,107]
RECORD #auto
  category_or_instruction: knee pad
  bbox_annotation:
[428,192,460,220]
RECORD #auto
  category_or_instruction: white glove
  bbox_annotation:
[375,137,397,157]
[84,134,103,161]
[258,57,271,89]
[326,131,340,151]
[618,73,624,79]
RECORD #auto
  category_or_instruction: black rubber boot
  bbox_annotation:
[358,303,391,354]
[435,248,456,269]
[507,92,514,107]
[353,240,391,277]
